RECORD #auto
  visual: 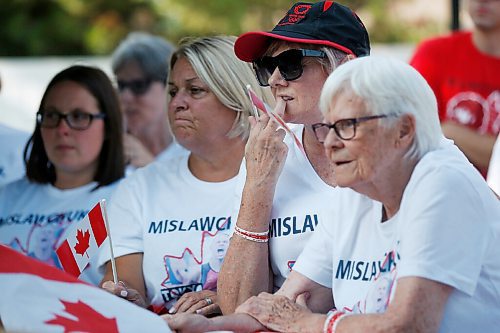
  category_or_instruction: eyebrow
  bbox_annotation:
[42,106,94,114]
[168,76,200,86]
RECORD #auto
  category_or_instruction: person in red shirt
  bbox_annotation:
[410,0,500,177]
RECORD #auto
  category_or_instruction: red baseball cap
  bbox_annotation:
[234,1,370,62]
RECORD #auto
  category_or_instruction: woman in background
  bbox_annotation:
[112,32,186,169]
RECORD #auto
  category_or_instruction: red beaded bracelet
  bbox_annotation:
[234,225,269,242]
[323,310,345,333]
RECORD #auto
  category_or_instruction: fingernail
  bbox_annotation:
[168,307,176,314]
[120,290,128,297]
[196,309,202,314]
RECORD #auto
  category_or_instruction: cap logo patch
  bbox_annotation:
[277,4,312,26]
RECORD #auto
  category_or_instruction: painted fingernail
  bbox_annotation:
[120,290,128,297]
[168,307,176,314]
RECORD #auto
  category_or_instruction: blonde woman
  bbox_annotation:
[99,36,272,316]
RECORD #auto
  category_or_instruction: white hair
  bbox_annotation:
[319,56,442,159]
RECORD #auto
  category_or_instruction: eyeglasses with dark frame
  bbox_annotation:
[253,49,327,87]
[37,110,106,131]
[116,77,166,96]
[312,114,394,142]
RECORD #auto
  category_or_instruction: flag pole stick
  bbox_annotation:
[246,84,260,119]
[100,199,118,284]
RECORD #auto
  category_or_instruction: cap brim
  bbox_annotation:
[234,31,355,62]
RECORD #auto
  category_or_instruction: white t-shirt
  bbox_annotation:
[294,138,500,332]
[156,141,188,162]
[0,178,119,285]
[487,133,500,195]
[98,154,239,311]
[0,124,29,186]
[233,124,337,290]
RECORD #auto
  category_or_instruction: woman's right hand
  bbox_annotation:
[101,280,148,308]
[245,99,288,187]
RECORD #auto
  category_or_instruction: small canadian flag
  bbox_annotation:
[56,200,108,278]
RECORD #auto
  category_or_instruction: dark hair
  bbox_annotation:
[24,65,125,188]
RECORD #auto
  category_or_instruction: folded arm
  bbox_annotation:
[277,270,334,313]
[238,275,452,333]
[329,277,452,333]
[236,271,333,332]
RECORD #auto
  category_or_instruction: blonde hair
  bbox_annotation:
[171,35,273,140]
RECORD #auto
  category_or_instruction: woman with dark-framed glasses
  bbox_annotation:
[217,0,370,315]
[235,56,500,333]
[0,65,125,285]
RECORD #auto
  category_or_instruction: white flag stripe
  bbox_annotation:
[0,273,170,333]
[65,215,99,273]
[56,201,109,277]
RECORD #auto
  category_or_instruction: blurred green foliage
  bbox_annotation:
[0,0,447,56]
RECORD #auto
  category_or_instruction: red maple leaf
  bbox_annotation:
[45,300,118,333]
[74,229,90,258]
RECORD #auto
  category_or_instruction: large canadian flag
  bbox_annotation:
[0,245,171,332]
[56,201,107,277]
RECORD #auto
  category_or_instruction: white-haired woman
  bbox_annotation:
[236,56,500,333]
[99,36,272,316]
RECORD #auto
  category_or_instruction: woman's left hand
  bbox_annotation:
[169,290,220,316]
[236,292,312,332]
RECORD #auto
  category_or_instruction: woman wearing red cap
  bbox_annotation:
[164,2,370,330]
[216,0,370,316]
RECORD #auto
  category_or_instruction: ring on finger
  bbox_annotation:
[205,297,213,306]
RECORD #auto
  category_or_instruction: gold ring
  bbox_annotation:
[205,297,213,305]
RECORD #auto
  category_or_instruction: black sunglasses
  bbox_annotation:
[117,78,164,96]
[37,110,106,130]
[253,49,327,87]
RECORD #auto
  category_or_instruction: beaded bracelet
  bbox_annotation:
[323,310,345,333]
[332,312,351,333]
[234,225,269,237]
[233,228,269,243]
